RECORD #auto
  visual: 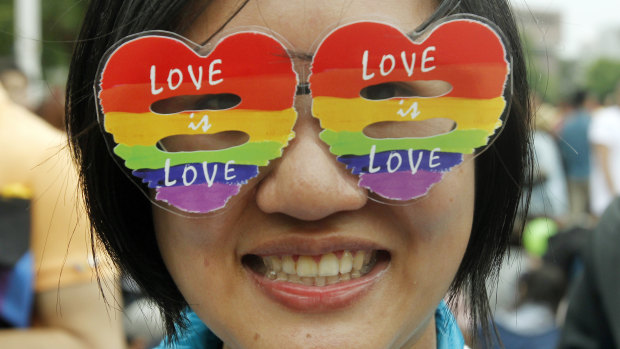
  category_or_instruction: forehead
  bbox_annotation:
[185,0,438,49]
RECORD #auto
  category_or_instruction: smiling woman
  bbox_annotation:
[65,0,532,348]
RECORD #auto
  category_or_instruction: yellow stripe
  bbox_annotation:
[312,96,505,133]
[104,108,297,146]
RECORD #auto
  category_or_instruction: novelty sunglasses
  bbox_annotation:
[95,13,512,215]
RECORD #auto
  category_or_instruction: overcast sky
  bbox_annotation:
[513,0,620,59]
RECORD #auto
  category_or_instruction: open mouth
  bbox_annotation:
[243,249,391,311]
[242,250,390,286]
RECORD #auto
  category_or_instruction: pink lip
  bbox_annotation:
[247,257,389,312]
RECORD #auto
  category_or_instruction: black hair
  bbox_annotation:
[571,90,587,108]
[445,0,532,342]
[66,0,532,341]
[517,264,567,313]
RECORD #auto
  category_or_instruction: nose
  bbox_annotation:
[255,96,367,220]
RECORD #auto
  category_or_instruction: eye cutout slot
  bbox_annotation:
[360,80,452,101]
[156,131,250,152]
[363,118,456,139]
[151,93,242,114]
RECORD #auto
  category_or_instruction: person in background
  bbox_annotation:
[589,84,620,218]
[479,264,566,349]
[558,197,620,348]
[0,67,30,109]
[35,84,67,131]
[558,90,591,226]
[0,80,125,348]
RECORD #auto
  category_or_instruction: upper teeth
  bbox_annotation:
[262,250,373,282]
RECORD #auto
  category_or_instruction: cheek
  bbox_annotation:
[393,159,474,286]
[153,209,234,299]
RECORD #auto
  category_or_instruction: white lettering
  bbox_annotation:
[188,65,203,90]
[164,158,177,186]
[167,68,183,90]
[363,46,436,80]
[209,59,223,85]
[380,54,396,76]
[150,65,163,95]
[362,50,375,80]
[429,148,441,168]
[387,152,402,173]
[397,100,421,119]
[225,160,236,180]
[188,113,212,133]
[368,145,381,173]
[421,46,436,73]
[202,162,218,187]
[401,52,416,76]
[407,149,424,175]
[182,165,198,186]
[152,63,224,95]
[366,146,440,174]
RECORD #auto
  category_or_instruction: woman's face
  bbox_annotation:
[154,1,474,348]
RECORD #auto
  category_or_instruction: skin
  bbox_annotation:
[154,1,474,348]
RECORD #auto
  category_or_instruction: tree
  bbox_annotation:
[0,0,86,77]
[585,59,620,103]
[521,33,559,103]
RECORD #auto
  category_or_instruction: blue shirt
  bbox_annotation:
[156,300,465,349]
[559,110,591,180]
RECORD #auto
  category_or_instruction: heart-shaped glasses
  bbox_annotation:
[95,15,511,215]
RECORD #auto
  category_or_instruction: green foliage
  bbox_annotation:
[521,33,559,103]
[585,59,620,102]
[0,1,14,59]
[40,1,87,77]
[0,0,86,76]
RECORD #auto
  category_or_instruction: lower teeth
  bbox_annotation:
[266,271,364,285]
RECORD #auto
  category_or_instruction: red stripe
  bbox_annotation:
[99,33,296,112]
[310,20,509,99]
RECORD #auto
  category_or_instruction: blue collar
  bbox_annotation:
[159,301,464,348]
[436,300,466,349]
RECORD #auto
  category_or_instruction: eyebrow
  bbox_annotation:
[287,50,314,61]
[296,83,310,95]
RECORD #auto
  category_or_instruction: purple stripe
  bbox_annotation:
[338,150,462,175]
[133,162,258,189]
[155,182,241,213]
[359,170,445,200]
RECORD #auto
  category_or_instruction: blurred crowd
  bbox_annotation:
[467,82,620,348]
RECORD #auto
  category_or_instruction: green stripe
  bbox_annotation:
[319,129,491,155]
[114,141,286,170]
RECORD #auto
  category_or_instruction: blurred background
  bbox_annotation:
[1,0,619,348]
[0,0,85,128]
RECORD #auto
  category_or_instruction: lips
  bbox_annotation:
[241,238,391,311]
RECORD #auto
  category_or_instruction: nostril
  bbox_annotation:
[256,174,367,220]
